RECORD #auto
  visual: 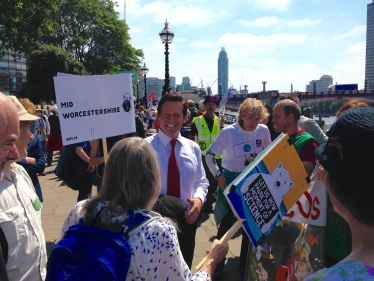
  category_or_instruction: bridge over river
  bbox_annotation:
[225,89,374,110]
[180,90,374,125]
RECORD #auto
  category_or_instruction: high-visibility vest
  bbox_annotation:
[193,115,222,159]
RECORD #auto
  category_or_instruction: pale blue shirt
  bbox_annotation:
[146,129,209,210]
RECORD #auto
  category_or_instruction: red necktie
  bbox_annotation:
[167,139,180,197]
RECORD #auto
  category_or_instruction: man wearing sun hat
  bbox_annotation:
[0,95,47,280]
[188,94,226,213]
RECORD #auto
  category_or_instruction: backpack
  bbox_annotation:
[54,145,81,190]
[46,209,158,281]
[37,114,47,140]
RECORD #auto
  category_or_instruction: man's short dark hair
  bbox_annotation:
[278,93,300,105]
[157,93,188,117]
[284,103,301,120]
[276,100,301,121]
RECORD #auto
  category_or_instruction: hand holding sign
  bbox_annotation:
[195,219,244,270]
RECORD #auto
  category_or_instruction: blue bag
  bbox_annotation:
[46,209,157,281]
[54,145,80,190]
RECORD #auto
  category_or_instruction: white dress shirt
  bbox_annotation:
[146,129,209,210]
[0,163,47,281]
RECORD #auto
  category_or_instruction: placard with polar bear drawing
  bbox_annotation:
[224,133,311,247]
[241,163,293,234]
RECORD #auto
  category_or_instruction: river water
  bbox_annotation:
[225,110,336,124]
[224,110,337,131]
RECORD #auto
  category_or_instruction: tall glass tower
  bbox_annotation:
[218,47,228,95]
[365,1,374,89]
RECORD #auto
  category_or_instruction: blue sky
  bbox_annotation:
[117,0,368,94]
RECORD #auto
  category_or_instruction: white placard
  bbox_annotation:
[53,74,135,145]
[283,180,328,226]
[218,87,233,110]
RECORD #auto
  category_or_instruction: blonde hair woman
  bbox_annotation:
[61,137,228,280]
[18,98,36,114]
[205,98,271,279]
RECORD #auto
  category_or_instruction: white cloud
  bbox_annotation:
[252,0,291,11]
[334,25,366,41]
[117,0,366,94]
[346,42,366,54]
[330,55,365,87]
[191,52,205,58]
[239,17,321,28]
[239,16,280,27]
[230,60,322,93]
[218,33,307,62]
[174,38,188,43]
[190,41,216,48]
[126,1,217,26]
[287,18,322,27]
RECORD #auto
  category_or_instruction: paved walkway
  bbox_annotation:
[39,152,243,280]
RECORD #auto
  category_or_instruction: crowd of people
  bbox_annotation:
[0,90,373,281]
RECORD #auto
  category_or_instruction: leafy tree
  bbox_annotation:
[20,44,87,103]
[316,101,324,112]
[48,0,143,74]
[0,0,58,57]
[324,100,332,112]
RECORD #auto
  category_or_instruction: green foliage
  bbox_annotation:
[46,0,143,74]
[19,44,87,103]
[0,0,59,57]
[303,100,346,114]
[1,0,144,101]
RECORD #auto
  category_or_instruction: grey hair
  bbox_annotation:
[51,106,58,113]
[82,137,161,222]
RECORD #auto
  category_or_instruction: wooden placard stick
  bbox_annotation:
[102,138,108,163]
[195,219,245,270]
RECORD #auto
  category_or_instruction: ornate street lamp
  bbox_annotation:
[135,79,140,104]
[141,62,149,108]
[159,20,174,96]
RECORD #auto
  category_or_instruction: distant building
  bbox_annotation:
[218,47,228,95]
[170,76,176,92]
[365,0,374,89]
[146,77,163,98]
[239,85,249,95]
[176,84,184,91]
[182,77,191,91]
[0,50,27,96]
[305,75,333,92]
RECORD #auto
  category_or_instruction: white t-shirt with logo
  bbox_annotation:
[207,123,271,174]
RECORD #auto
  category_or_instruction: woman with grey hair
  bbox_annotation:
[61,137,229,280]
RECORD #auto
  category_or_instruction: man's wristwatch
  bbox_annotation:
[215,171,222,179]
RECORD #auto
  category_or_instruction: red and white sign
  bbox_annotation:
[149,90,156,101]
[283,180,328,226]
